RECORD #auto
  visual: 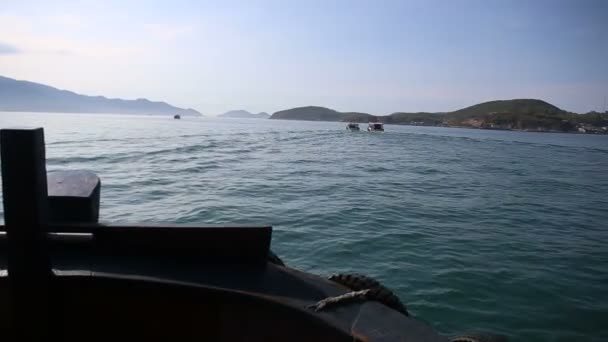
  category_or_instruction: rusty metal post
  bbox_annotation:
[0,127,52,339]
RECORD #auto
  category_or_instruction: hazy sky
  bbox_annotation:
[0,0,606,115]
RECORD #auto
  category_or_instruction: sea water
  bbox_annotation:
[1,112,607,340]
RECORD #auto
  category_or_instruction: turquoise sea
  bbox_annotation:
[1,112,607,340]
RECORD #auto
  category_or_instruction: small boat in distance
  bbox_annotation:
[368,122,384,132]
[346,122,360,131]
[174,114,181,119]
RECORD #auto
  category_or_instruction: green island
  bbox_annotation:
[270,99,608,134]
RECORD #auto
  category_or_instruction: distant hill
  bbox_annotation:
[447,99,562,119]
[0,75,202,116]
[441,99,573,130]
[219,110,270,119]
[270,99,608,132]
[271,106,377,122]
[384,112,444,125]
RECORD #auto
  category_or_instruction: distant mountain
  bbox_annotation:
[270,99,608,132]
[0,75,202,116]
[437,99,585,130]
[270,106,376,122]
[218,110,270,119]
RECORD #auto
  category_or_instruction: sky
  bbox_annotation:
[0,0,607,115]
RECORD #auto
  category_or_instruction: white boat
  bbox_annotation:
[367,122,384,132]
